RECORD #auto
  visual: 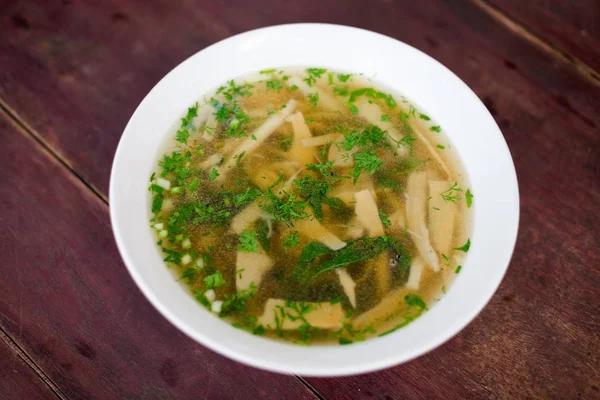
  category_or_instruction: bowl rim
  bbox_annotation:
[110,22,520,376]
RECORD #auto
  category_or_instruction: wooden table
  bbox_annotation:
[1,1,599,398]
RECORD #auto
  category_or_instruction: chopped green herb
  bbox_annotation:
[379,209,391,227]
[441,182,462,203]
[436,144,445,149]
[339,337,353,345]
[238,230,260,253]
[256,219,271,252]
[304,68,328,86]
[294,236,410,280]
[352,151,384,183]
[179,268,198,283]
[175,128,190,144]
[283,231,300,249]
[233,151,245,164]
[418,113,431,121]
[346,102,359,115]
[280,137,293,151]
[337,73,351,82]
[308,92,319,107]
[187,177,200,191]
[380,115,391,122]
[259,68,276,74]
[430,125,442,132]
[151,193,163,213]
[260,188,308,227]
[221,283,256,315]
[266,80,283,91]
[333,86,349,96]
[348,87,397,108]
[204,271,225,288]
[465,189,473,208]
[455,265,462,274]
[454,239,471,252]
[209,168,220,181]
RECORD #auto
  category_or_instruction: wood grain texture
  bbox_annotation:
[0,0,599,398]
[486,0,600,74]
[0,115,316,400]
[0,333,58,400]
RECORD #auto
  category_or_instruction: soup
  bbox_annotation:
[148,67,472,345]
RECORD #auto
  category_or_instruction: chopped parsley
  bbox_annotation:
[337,73,351,82]
[436,144,445,149]
[346,102,359,115]
[260,189,309,227]
[454,239,471,252]
[308,92,319,107]
[379,209,391,227]
[455,265,462,274]
[333,86,349,96]
[303,68,328,86]
[440,182,463,203]
[348,87,397,108]
[266,80,283,91]
[238,230,260,253]
[283,231,300,249]
[210,98,251,137]
[465,189,473,208]
[352,151,384,183]
[430,125,442,132]
[204,271,225,288]
[209,168,220,181]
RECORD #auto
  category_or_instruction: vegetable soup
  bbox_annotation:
[148,67,472,345]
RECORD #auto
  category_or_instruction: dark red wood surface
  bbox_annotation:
[488,0,600,74]
[0,335,58,400]
[1,0,599,398]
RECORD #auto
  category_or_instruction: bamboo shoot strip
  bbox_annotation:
[429,180,457,255]
[410,122,451,178]
[192,104,211,132]
[231,203,263,235]
[406,172,440,271]
[405,256,425,290]
[295,218,347,250]
[336,269,357,308]
[217,99,298,178]
[257,299,344,330]
[354,189,384,237]
[286,112,314,164]
[236,251,274,291]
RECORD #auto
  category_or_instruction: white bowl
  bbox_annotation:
[110,23,519,376]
